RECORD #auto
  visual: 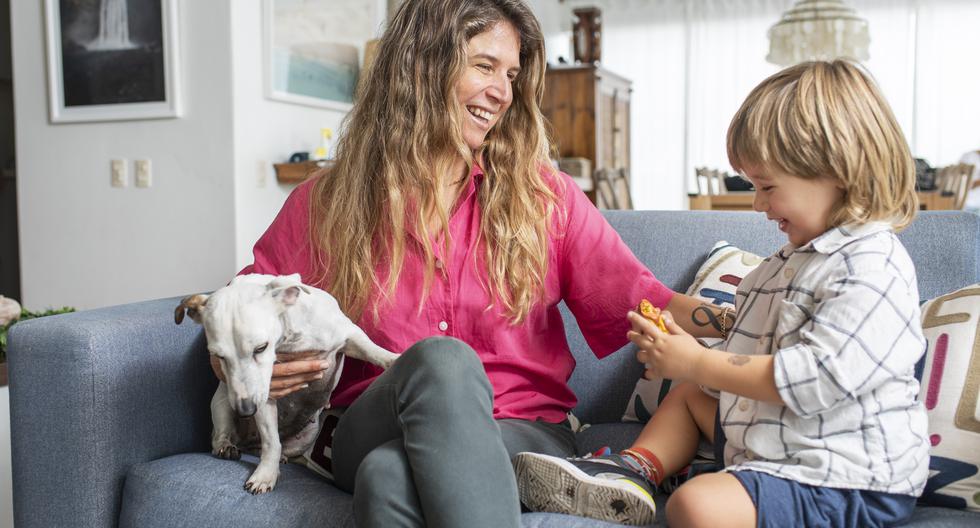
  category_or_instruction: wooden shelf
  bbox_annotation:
[273,159,334,184]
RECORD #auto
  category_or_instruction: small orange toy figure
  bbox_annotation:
[637,299,668,333]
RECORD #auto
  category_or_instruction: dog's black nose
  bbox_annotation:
[236,399,257,417]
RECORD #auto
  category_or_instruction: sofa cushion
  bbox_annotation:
[121,451,663,527]
[622,241,763,422]
[119,453,356,528]
[916,283,980,511]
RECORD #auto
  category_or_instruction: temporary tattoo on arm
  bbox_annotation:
[692,304,724,331]
[728,355,751,366]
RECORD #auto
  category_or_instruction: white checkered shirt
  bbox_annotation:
[720,221,930,495]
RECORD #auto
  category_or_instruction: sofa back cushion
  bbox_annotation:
[567,210,980,425]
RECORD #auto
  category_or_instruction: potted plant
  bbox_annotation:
[0,296,75,386]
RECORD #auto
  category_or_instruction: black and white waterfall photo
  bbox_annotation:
[57,0,165,107]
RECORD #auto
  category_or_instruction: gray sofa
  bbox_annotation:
[9,210,980,528]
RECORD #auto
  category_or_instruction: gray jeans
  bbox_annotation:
[331,337,577,528]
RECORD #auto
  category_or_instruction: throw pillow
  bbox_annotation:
[295,407,345,481]
[916,283,980,511]
[621,241,764,422]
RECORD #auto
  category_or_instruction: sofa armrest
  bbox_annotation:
[8,296,215,528]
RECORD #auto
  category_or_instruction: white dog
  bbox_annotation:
[175,273,398,494]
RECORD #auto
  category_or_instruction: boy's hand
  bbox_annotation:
[628,310,706,382]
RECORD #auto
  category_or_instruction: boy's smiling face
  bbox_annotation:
[742,164,845,247]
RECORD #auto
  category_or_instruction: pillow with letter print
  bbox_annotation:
[622,241,763,422]
[916,283,980,511]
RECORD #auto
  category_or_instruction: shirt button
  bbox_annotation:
[756,339,767,354]
[739,400,750,412]
[438,321,448,331]
[783,267,795,279]
[435,259,444,269]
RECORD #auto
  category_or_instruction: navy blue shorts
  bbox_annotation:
[712,406,917,528]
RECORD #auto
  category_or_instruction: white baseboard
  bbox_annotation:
[1,385,14,528]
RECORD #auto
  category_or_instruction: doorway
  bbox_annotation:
[0,0,20,301]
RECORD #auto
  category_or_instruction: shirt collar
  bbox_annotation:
[786,221,893,256]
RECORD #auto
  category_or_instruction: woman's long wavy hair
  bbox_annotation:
[309,0,559,322]
[727,60,918,231]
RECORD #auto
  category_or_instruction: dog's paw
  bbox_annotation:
[378,352,399,370]
[244,468,279,495]
[212,443,241,460]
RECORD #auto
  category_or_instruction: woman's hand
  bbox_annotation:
[209,351,334,399]
[628,310,707,383]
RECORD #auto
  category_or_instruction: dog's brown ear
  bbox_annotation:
[175,294,209,324]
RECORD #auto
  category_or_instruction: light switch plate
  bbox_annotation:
[111,159,127,187]
[135,159,152,188]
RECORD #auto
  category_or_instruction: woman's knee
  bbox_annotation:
[397,336,486,387]
[353,442,417,512]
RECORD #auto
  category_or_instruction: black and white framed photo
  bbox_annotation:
[264,0,386,111]
[44,0,182,123]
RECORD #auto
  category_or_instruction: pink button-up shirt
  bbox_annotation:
[240,165,673,422]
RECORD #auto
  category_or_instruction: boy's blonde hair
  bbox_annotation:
[727,60,917,230]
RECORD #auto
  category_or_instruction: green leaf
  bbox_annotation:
[0,306,77,361]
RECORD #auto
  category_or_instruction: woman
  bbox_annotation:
[223,0,724,525]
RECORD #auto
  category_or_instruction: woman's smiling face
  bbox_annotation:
[455,20,521,151]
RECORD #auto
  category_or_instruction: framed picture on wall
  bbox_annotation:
[43,0,182,123]
[264,0,387,111]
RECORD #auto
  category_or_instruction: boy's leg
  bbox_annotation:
[630,381,718,480]
[512,382,717,525]
[666,472,755,528]
[331,337,521,528]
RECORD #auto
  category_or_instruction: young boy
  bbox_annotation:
[513,60,930,527]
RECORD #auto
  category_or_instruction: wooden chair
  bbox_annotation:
[936,163,974,210]
[694,167,728,196]
[594,167,633,210]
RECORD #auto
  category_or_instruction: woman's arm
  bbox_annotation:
[663,293,735,339]
[210,354,330,399]
[629,311,781,404]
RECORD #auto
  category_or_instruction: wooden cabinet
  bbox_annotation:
[541,65,632,209]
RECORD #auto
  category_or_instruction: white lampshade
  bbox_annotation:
[767,0,870,66]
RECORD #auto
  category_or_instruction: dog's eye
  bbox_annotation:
[254,343,268,355]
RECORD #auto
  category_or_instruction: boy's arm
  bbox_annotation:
[664,293,734,338]
[629,311,782,404]
[693,349,781,403]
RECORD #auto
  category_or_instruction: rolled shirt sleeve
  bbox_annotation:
[556,172,674,359]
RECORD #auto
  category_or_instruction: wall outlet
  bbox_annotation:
[135,159,152,188]
[111,159,127,187]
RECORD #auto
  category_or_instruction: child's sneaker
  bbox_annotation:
[513,450,657,526]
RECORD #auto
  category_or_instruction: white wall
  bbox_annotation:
[12,0,238,312]
[228,2,350,272]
